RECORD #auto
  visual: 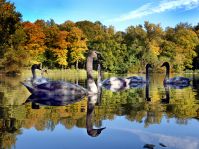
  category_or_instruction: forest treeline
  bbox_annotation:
[1,0,199,74]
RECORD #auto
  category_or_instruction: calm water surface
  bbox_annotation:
[0,72,199,149]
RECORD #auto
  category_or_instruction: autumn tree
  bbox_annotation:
[22,21,46,64]
[2,27,30,74]
[44,23,69,68]
[0,0,30,74]
[61,21,88,69]
[0,0,22,57]
[67,27,87,69]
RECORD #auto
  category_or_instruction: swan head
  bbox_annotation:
[146,64,152,69]
[31,64,41,71]
[89,50,100,59]
[41,69,48,76]
[161,62,170,68]
[87,127,106,137]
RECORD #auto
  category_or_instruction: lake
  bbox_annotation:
[0,71,199,149]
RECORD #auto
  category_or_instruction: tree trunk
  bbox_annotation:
[76,60,79,70]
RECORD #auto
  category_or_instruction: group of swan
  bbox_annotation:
[22,51,99,97]
[100,62,191,91]
[100,64,152,92]
[22,51,191,97]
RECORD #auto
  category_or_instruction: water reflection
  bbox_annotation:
[86,94,106,137]
[0,73,198,149]
[161,86,170,104]
[24,93,87,106]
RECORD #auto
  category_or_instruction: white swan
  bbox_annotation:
[97,64,129,92]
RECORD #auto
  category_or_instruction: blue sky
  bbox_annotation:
[10,0,199,31]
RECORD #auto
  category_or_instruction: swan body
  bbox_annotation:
[100,76,130,92]
[164,77,191,85]
[22,51,99,96]
[126,76,145,83]
[98,63,146,91]
[101,77,128,87]
[97,61,130,92]
[161,62,191,85]
[22,81,88,96]
[126,64,152,85]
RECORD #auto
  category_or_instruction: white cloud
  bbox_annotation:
[111,128,199,149]
[110,0,199,22]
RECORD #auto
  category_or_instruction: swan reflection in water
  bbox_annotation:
[24,92,106,137]
[161,83,191,104]
[25,93,87,106]
[86,94,106,137]
[24,65,105,137]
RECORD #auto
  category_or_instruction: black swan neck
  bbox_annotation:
[146,66,149,82]
[31,68,36,80]
[165,65,170,79]
[145,83,150,101]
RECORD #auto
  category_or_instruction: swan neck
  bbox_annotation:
[165,86,170,102]
[97,64,102,86]
[87,56,93,80]
[86,55,98,94]
[31,68,36,80]
[146,83,149,100]
[166,66,170,79]
[146,66,149,82]
[86,98,95,133]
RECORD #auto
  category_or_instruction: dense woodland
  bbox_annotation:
[1,0,199,74]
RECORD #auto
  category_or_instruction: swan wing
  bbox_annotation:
[35,81,87,95]
[102,77,126,86]
[170,77,191,84]
[164,83,190,89]
[127,76,144,83]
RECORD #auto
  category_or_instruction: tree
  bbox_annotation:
[44,24,69,68]
[163,23,199,71]
[22,22,46,64]
[66,26,88,69]
[0,0,22,57]
[2,27,29,74]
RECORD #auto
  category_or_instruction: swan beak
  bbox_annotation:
[44,70,48,74]
[42,69,48,74]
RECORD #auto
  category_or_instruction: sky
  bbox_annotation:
[9,0,199,31]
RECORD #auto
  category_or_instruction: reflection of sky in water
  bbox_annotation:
[105,117,199,149]
[15,116,199,149]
